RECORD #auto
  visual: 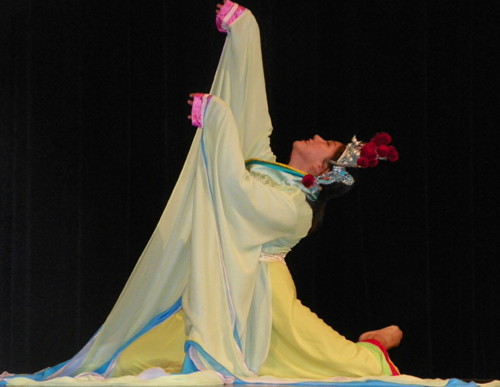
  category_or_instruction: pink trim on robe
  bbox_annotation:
[216,0,247,33]
[360,339,401,376]
[191,93,213,128]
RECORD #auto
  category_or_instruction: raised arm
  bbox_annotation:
[211,1,275,161]
[189,93,299,246]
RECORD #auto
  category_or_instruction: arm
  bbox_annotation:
[211,1,275,162]
[190,93,301,246]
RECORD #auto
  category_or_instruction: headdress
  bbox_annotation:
[302,132,399,194]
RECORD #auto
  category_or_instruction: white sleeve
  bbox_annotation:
[210,5,275,162]
[201,96,298,248]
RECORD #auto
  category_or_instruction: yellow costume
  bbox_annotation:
[1,1,398,385]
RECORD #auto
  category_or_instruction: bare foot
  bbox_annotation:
[358,325,403,350]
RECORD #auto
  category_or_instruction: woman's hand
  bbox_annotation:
[215,1,226,14]
[187,93,195,120]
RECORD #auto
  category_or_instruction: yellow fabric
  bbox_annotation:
[114,262,391,379]
[260,262,390,378]
[356,342,394,376]
[183,96,311,375]
[2,4,393,383]
[61,8,280,377]
[114,312,186,377]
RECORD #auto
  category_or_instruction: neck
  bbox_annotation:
[288,157,315,176]
[288,158,328,176]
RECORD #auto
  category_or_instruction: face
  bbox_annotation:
[290,135,344,175]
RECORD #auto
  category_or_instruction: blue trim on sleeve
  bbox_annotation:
[183,340,234,376]
[93,298,183,375]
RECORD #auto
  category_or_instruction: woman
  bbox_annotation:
[1,1,401,385]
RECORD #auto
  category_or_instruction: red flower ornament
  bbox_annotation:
[364,142,377,150]
[387,145,399,162]
[376,145,389,157]
[371,132,392,146]
[360,146,377,160]
[302,174,315,188]
[357,157,369,168]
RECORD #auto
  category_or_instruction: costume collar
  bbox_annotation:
[245,159,319,202]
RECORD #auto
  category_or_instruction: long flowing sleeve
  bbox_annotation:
[0,2,297,383]
[70,4,276,376]
[178,4,307,375]
[183,94,309,377]
[211,3,275,162]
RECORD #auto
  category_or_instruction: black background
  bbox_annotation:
[1,0,499,380]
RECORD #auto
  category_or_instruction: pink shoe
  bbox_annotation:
[190,93,213,128]
[216,0,247,33]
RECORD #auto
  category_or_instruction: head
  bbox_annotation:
[298,132,399,232]
[289,135,346,176]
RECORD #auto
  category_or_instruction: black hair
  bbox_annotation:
[306,178,355,233]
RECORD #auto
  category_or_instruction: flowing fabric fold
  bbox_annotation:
[2,4,277,383]
[3,2,497,387]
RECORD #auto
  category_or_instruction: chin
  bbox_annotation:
[290,141,302,156]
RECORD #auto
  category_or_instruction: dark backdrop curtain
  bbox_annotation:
[1,0,498,380]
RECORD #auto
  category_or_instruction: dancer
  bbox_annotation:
[1,1,401,385]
